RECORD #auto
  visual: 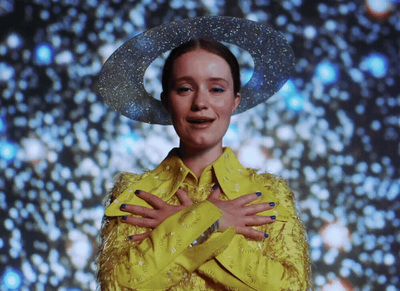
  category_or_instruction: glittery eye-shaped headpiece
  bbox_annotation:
[98,16,294,125]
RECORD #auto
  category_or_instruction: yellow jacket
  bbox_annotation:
[97,148,311,290]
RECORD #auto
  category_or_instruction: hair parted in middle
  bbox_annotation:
[161,38,241,96]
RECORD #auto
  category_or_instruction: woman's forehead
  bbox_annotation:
[175,48,229,63]
[172,49,232,76]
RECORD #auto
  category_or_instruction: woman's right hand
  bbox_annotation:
[120,187,193,241]
[207,185,276,240]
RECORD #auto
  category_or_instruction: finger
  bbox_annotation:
[175,188,193,206]
[242,215,276,226]
[134,190,165,209]
[122,215,157,228]
[128,231,151,242]
[243,202,275,216]
[207,185,221,201]
[120,204,157,218]
[236,226,269,241]
[231,192,263,206]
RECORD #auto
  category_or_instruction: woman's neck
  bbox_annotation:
[178,143,223,178]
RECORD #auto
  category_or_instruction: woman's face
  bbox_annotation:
[163,49,241,151]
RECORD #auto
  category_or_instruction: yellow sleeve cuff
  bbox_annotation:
[116,201,227,289]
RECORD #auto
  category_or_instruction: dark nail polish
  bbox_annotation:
[178,186,182,189]
[264,233,269,238]
[120,204,126,209]
[270,216,276,220]
[129,235,133,240]
[256,192,262,197]
[269,202,275,207]
[122,216,127,220]
[135,190,141,195]
[212,185,218,190]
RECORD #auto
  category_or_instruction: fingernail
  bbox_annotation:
[129,235,133,240]
[135,190,141,195]
[269,202,275,207]
[212,185,218,190]
[178,186,182,189]
[256,192,262,197]
[264,233,269,238]
[120,204,126,209]
[270,216,276,220]
[122,216,127,220]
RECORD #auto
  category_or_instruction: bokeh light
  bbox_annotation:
[360,52,389,78]
[365,0,393,19]
[285,93,305,112]
[0,141,18,162]
[0,116,6,133]
[34,43,55,66]
[1,268,23,290]
[320,222,351,250]
[1,0,399,290]
[316,61,339,85]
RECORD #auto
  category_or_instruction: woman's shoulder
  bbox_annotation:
[249,170,296,208]
[114,171,146,183]
[249,170,291,190]
[108,171,149,201]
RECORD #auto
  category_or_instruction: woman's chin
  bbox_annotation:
[180,137,223,152]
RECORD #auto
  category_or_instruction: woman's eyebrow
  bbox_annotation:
[174,76,194,82]
[208,77,228,84]
[173,76,229,84]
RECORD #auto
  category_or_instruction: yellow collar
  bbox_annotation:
[143,147,267,199]
[105,147,290,221]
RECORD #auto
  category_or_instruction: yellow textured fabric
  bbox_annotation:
[97,148,311,290]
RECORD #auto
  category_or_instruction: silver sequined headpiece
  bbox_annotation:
[99,16,294,125]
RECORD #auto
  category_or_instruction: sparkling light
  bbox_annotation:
[278,80,305,112]
[34,43,55,65]
[360,53,389,78]
[321,221,351,249]
[0,141,18,161]
[365,0,393,19]
[66,230,92,269]
[0,116,6,133]
[0,62,15,81]
[1,268,23,289]
[316,61,339,85]
[279,79,297,96]
[304,25,317,39]
[55,50,74,65]
[1,0,400,289]
[322,278,353,291]
[285,93,305,112]
[21,138,47,161]
[224,124,239,143]
[6,33,23,49]
[119,133,139,153]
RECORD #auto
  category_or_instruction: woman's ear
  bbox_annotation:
[161,92,170,112]
[232,92,241,113]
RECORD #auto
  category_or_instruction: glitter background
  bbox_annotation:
[1,0,399,290]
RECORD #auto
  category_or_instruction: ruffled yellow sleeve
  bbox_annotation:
[263,175,311,290]
[199,174,311,290]
[97,173,236,290]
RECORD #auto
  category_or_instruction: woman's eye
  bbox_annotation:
[177,87,191,93]
[211,87,225,93]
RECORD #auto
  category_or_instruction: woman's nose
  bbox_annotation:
[191,90,209,111]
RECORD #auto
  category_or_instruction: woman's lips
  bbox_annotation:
[188,119,213,124]
[187,117,214,124]
[187,117,214,128]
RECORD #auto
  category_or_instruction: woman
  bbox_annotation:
[97,17,310,290]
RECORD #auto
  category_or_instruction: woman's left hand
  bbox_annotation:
[120,188,193,241]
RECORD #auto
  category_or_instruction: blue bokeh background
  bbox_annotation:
[1,0,399,290]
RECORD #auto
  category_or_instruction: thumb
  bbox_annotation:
[207,185,221,202]
[175,187,193,206]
